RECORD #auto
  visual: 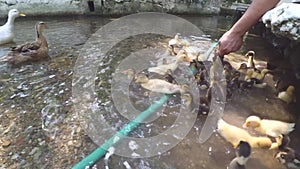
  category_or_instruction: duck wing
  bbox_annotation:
[12,41,40,52]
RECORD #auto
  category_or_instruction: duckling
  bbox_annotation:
[278,85,296,104]
[272,135,300,168]
[183,45,200,61]
[1,22,49,65]
[228,141,251,169]
[135,74,189,94]
[0,9,26,45]
[121,68,136,80]
[245,51,255,69]
[270,134,291,150]
[168,34,189,55]
[244,69,270,82]
[148,50,191,75]
[217,119,273,148]
[275,148,300,169]
[164,69,176,84]
[243,116,295,137]
[182,93,192,109]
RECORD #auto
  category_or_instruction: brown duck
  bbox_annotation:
[1,22,49,65]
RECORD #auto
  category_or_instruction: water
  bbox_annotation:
[0,15,299,169]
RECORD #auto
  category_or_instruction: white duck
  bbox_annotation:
[0,9,25,45]
[243,115,295,137]
[148,50,191,75]
[217,119,273,148]
[135,74,189,94]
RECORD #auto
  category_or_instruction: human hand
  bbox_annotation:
[217,30,244,57]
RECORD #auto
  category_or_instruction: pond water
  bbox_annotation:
[0,14,299,169]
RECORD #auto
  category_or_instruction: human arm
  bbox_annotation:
[217,0,280,56]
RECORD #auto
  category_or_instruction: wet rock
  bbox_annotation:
[262,3,300,41]
[1,139,11,147]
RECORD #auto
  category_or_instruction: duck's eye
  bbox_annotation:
[280,154,285,159]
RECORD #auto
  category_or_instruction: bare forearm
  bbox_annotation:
[230,0,280,36]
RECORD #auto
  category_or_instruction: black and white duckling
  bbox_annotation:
[164,69,176,84]
[272,135,300,168]
[1,22,49,65]
[275,149,300,169]
[135,74,189,94]
[0,9,26,45]
[278,85,296,104]
[243,115,295,137]
[148,50,191,75]
[228,141,251,169]
[217,119,273,148]
[245,51,255,69]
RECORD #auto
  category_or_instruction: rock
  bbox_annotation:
[262,3,300,41]
[1,139,11,147]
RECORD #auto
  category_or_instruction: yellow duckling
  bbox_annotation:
[181,93,192,108]
[148,50,191,75]
[0,9,26,45]
[243,115,295,137]
[278,85,296,104]
[183,45,200,61]
[135,74,189,94]
[244,69,270,81]
[245,51,255,68]
[1,22,49,65]
[217,119,272,148]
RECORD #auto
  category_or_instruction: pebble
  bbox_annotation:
[1,139,11,147]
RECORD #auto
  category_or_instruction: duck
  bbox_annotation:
[228,141,251,169]
[217,119,273,148]
[0,9,26,45]
[242,115,295,137]
[148,50,191,75]
[1,22,49,65]
[135,74,189,94]
[245,51,255,69]
[278,85,296,104]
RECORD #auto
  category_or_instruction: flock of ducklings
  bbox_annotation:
[134,34,298,169]
[0,9,49,64]
[1,9,298,169]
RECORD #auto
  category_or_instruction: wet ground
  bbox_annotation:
[0,15,299,169]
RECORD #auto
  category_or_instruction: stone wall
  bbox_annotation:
[0,0,221,18]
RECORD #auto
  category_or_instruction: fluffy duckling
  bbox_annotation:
[181,93,192,109]
[243,116,295,137]
[1,22,49,65]
[228,141,252,169]
[273,135,300,168]
[148,50,191,75]
[275,150,300,169]
[0,9,26,45]
[245,51,255,69]
[278,85,296,104]
[135,74,189,94]
[217,119,272,148]
[244,69,270,81]
[270,134,291,150]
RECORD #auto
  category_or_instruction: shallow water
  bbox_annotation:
[0,15,299,169]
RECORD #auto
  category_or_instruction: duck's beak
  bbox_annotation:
[242,122,248,128]
[19,13,26,17]
[184,56,192,63]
